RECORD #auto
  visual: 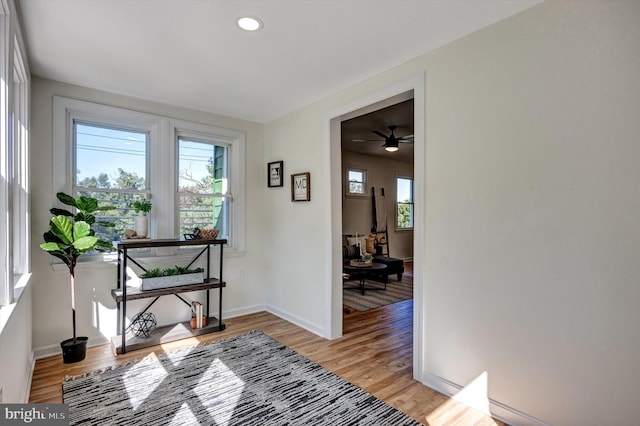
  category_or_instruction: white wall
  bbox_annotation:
[263,2,640,425]
[30,77,268,353]
[0,284,33,402]
[342,150,413,259]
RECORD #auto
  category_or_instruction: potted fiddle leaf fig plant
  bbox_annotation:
[40,192,114,363]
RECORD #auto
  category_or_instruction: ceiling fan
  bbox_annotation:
[353,125,414,152]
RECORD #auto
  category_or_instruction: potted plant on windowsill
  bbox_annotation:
[40,192,114,363]
[131,198,152,238]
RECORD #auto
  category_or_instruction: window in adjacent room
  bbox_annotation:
[396,176,413,230]
[346,167,367,196]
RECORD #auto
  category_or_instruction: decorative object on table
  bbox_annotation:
[62,330,420,426]
[139,266,204,291]
[127,312,157,338]
[184,226,201,240]
[190,301,207,329]
[291,172,311,202]
[200,225,219,239]
[40,192,115,363]
[131,198,152,238]
[267,160,284,187]
[184,225,219,240]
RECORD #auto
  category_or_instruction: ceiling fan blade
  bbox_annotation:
[352,138,384,142]
[372,130,389,139]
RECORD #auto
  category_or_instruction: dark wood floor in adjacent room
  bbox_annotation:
[29,299,506,425]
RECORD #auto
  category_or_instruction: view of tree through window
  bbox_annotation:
[178,137,228,238]
[397,177,414,229]
[74,122,148,243]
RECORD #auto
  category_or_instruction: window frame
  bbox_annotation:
[52,97,246,267]
[172,118,245,248]
[396,175,414,231]
[345,166,368,198]
[1,0,30,307]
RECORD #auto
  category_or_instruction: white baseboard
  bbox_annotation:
[33,334,109,360]
[265,304,325,337]
[222,304,267,320]
[32,305,322,360]
[423,372,552,426]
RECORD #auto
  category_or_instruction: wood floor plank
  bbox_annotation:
[29,300,506,425]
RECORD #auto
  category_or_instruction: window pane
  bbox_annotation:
[178,137,228,238]
[397,203,414,228]
[178,138,226,195]
[348,170,363,182]
[349,181,364,194]
[179,195,228,237]
[347,168,366,194]
[75,123,148,189]
[397,177,413,203]
[76,190,137,243]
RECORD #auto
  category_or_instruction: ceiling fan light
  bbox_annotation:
[385,146,399,152]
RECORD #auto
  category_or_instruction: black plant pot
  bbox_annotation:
[61,336,88,363]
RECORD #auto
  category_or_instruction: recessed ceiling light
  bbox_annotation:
[236,16,263,32]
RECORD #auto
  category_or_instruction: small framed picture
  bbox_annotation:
[291,172,311,202]
[267,161,284,187]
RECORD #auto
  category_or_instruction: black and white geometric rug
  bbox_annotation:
[63,330,422,425]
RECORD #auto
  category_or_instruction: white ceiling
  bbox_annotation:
[17,0,541,123]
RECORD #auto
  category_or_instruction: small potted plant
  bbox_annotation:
[40,192,114,363]
[131,198,152,238]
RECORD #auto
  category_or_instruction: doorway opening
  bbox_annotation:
[327,73,425,381]
[340,94,415,320]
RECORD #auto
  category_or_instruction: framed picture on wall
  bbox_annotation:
[268,161,284,187]
[291,172,311,202]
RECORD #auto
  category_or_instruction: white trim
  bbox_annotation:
[265,304,325,338]
[423,372,553,426]
[324,74,426,383]
[51,98,247,262]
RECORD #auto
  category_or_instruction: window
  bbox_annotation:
[396,176,413,230]
[1,1,30,306]
[74,122,149,242]
[177,136,229,238]
[53,98,246,260]
[346,167,367,196]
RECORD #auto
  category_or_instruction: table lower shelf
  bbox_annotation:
[111,316,226,354]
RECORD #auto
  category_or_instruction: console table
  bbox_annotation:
[111,238,227,354]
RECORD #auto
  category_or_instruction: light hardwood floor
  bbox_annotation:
[30,299,506,425]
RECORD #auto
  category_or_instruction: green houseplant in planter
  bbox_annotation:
[131,198,152,238]
[40,192,114,363]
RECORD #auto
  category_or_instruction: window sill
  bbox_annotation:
[50,247,246,272]
[0,273,32,336]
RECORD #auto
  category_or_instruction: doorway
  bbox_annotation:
[340,95,415,317]
[327,74,425,381]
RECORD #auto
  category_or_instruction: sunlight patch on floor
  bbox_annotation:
[426,371,498,426]
[123,353,166,410]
